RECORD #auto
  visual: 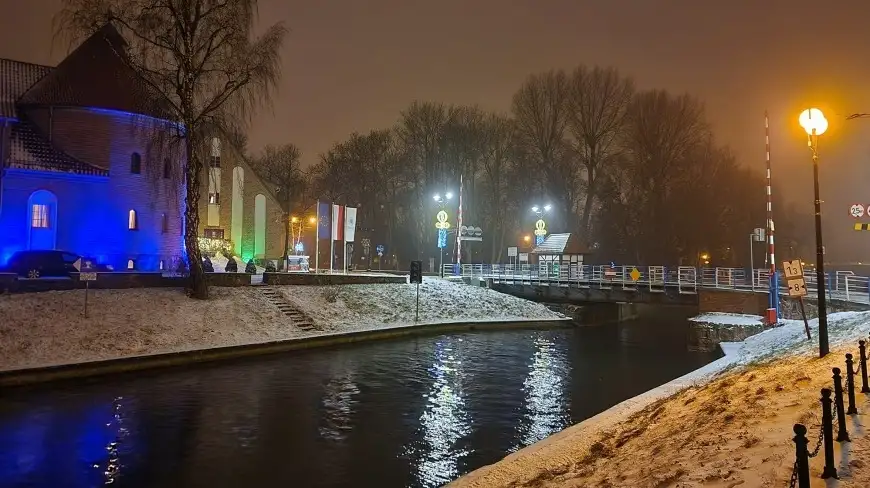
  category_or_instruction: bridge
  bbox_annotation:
[443,263,870,307]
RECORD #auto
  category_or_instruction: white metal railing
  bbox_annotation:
[440,263,870,304]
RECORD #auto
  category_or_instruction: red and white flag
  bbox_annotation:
[332,204,344,241]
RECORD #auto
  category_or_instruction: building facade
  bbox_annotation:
[0,25,285,271]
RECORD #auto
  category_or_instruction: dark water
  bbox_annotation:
[0,321,720,488]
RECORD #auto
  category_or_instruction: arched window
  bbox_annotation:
[131,152,141,174]
[161,213,168,234]
[127,259,135,270]
[163,158,171,179]
[27,190,58,250]
[128,210,138,230]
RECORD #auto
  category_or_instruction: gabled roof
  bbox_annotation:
[6,119,108,176]
[0,59,52,119]
[532,233,590,255]
[18,24,170,120]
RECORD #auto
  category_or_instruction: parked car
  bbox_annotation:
[2,250,113,278]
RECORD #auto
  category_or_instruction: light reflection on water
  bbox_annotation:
[514,336,570,450]
[0,324,720,488]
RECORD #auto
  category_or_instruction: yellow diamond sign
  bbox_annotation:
[629,267,641,281]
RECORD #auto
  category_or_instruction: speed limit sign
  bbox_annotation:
[850,204,865,218]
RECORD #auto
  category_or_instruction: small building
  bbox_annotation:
[0,25,286,271]
[531,233,589,268]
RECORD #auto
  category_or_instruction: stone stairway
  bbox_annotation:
[259,287,316,331]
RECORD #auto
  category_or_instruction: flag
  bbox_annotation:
[332,204,344,241]
[317,201,331,239]
[344,207,357,242]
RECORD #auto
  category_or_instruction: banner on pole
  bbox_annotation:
[345,207,357,242]
[331,205,344,241]
[317,201,331,239]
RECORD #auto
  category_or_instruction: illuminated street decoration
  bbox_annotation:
[436,210,450,249]
[534,219,547,246]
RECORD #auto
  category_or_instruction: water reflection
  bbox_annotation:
[319,373,360,442]
[410,338,472,487]
[0,324,721,488]
[514,335,570,450]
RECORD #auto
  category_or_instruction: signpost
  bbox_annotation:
[409,260,423,322]
[783,259,811,340]
[376,244,385,270]
[629,267,641,282]
[74,258,98,318]
[507,246,518,269]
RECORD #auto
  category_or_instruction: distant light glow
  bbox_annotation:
[445,192,453,200]
[531,206,539,213]
[433,193,441,202]
[543,204,552,212]
[799,108,828,136]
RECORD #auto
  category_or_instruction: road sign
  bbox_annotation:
[787,278,808,297]
[376,244,385,257]
[79,272,97,281]
[782,259,803,279]
[629,267,641,281]
[73,258,82,272]
[507,247,518,257]
[851,204,866,218]
[409,260,423,284]
[518,253,529,263]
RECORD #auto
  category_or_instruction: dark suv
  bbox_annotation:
[2,250,113,278]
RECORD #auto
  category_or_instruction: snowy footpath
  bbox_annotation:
[0,277,565,372]
[451,311,870,488]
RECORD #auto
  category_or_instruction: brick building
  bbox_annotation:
[0,25,285,271]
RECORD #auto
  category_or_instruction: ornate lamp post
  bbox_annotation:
[799,107,830,357]
[434,192,454,277]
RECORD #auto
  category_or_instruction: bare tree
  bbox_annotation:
[478,114,515,261]
[56,0,286,298]
[567,65,634,239]
[250,143,304,261]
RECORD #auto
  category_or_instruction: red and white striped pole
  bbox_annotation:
[765,111,778,325]
[456,174,463,267]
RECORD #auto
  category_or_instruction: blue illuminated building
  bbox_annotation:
[0,25,186,271]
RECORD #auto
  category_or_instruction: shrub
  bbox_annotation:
[225,257,238,273]
[197,237,235,258]
[265,260,277,273]
[245,259,257,274]
[203,256,215,273]
[174,257,189,277]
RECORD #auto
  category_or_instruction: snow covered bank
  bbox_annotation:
[279,277,562,332]
[0,279,564,372]
[689,312,764,326]
[451,311,870,488]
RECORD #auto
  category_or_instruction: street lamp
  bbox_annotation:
[799,107,830,357]
[531,204,552,245]
[433,191,454,276]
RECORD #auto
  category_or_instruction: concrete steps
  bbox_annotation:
[259,287,317,331]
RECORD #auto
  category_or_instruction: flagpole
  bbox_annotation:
[315,201,320,274]
[329,203,335,274]
[343,205,348,274]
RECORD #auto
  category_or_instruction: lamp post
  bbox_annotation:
[434,192,454,277]
[531,204,552,245]
[799,107,830,357]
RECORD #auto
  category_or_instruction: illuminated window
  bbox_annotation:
[163,158,171,179]
[209,192,220,205]
[131,152,141,174]
[31,204,50,228]
[210,155,221,168]
[161,213,168,234]
[128,210,138,230]
[204,228,224,239]
[127,259,135,270]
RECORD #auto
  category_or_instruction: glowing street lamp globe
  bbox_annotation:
[799,108,828,136]
[531,205,539,213]
[543,204,552,212]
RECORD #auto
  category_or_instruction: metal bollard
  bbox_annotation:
[832,368,850,442]
[860,340,870,393]
[821,388,838,479]
[793,424,811,488]
[846,354,858,415]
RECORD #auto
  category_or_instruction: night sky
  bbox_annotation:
[2,0,870,258]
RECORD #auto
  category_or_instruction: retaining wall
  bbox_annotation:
[263,272,407,286]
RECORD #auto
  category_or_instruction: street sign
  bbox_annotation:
[787,278,808,297]
[507,247,518,257]
[518,253,529,263]
[629,267,641,281]
[73,258,82,272]
[782,259,803,279]
[752,228,766,242]
[409,260,423,284]
[376,244,385,257]
[851,204,866,218]
[79,272,97,281]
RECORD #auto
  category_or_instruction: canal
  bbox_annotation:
[0,319,721,488]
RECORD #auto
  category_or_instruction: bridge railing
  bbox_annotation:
[441,263,870,304]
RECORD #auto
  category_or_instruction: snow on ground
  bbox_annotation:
[279,276,564,332]
[689,312,764,326]
[0,279,563,372]
[451,311,870,488]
